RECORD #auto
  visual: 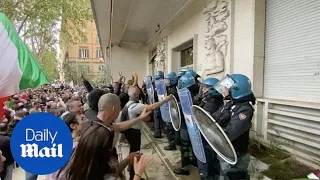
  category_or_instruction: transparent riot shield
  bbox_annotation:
[168,95,181,131]
[177,87,206,163]
[154,79,170,122]
[191,105,237,165]
[144,76,154,104]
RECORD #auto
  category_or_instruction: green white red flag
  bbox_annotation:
[0,13,49,98]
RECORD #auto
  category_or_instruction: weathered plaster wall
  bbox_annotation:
[145,0,265,96]
[111,44,147,85]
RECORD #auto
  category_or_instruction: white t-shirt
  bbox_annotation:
[127,101,144,130]
[113,111,122,147]
[60,111,70,119]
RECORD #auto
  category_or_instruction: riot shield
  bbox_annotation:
[154,79,170,122]
[168,95,181,131]
[177,87,206,163]
[144,76,154,104]
[191,105,237,165]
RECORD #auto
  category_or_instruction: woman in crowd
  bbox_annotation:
[47,112,84,180]
[62,113,85,141]
[57,121,150,180]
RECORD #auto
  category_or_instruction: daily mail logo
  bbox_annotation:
[20,129,63,158]
[10,113,73,175]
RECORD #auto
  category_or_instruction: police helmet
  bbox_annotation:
[202,78,220,96]
[185,69,197,78]
[177,71,185,78]
[154,71,164,80]
[229,74,253,99]
[165,72,178,87]
[177,73,195,89]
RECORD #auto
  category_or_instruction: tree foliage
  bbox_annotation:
[42,49,59,81]
[0,0,93,80]
[63,61,90,86]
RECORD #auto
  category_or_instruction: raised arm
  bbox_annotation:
[132,73,139,87]
[146,95,172,112]
[112,106,151,132]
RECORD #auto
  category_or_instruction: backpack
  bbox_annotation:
[119,101,136,122]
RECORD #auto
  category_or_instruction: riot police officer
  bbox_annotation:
[153,71,165,138]
[212,74,256,180]
[174,73,198,176]
[164,72,179,150]
[197,78,224,180]
[185,69,201,85]
[185,69,203,102]
[198,78,224,114]
[177,71,185,79]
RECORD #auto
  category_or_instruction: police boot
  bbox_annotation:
[153,132,162,138]
[227,171,250,180]
[164,144,176,151]
[174,167,190,176]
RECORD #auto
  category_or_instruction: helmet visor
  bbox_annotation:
[213,74,235,95]
[164,78,171,87]
[177,80,183,89]
[177,77,195,89]
[198,83,211,98]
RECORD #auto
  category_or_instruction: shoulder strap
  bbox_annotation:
[120,101,136,122]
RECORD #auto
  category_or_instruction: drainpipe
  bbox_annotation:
[106,0,114,84]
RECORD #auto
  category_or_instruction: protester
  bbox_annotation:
[122,87,173,180]
[61,99,83,119]
[55,93,152,180]
[0,150,6,173]
[85,89,106,120]
[0,73,157,179]
[46,112,84,180]
[29,99,42,114]
[0,123,13,180]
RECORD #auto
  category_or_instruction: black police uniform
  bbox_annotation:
[153,87,163,137]
[197,95,224,180]
[211,95,255,180]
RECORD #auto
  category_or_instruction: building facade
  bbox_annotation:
[63,21,105,83]
[91,0,320,168]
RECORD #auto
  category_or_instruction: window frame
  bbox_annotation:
[79,48,89,58]
[96,48,102,59]
[180,46,194,67]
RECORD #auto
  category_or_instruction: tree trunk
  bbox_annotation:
[17,15,29,34]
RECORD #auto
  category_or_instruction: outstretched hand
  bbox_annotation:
[118,71,125,83]
[138,106,152,122]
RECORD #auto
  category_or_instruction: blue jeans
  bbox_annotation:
[25,171,37,180]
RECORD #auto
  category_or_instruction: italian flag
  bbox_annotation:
[0,13,48,98]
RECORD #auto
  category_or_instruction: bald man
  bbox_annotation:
[124,87,173,180]
[89,93,151,176]
[95,93,151,132]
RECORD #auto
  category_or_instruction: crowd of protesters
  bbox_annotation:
[0,72,155,180]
